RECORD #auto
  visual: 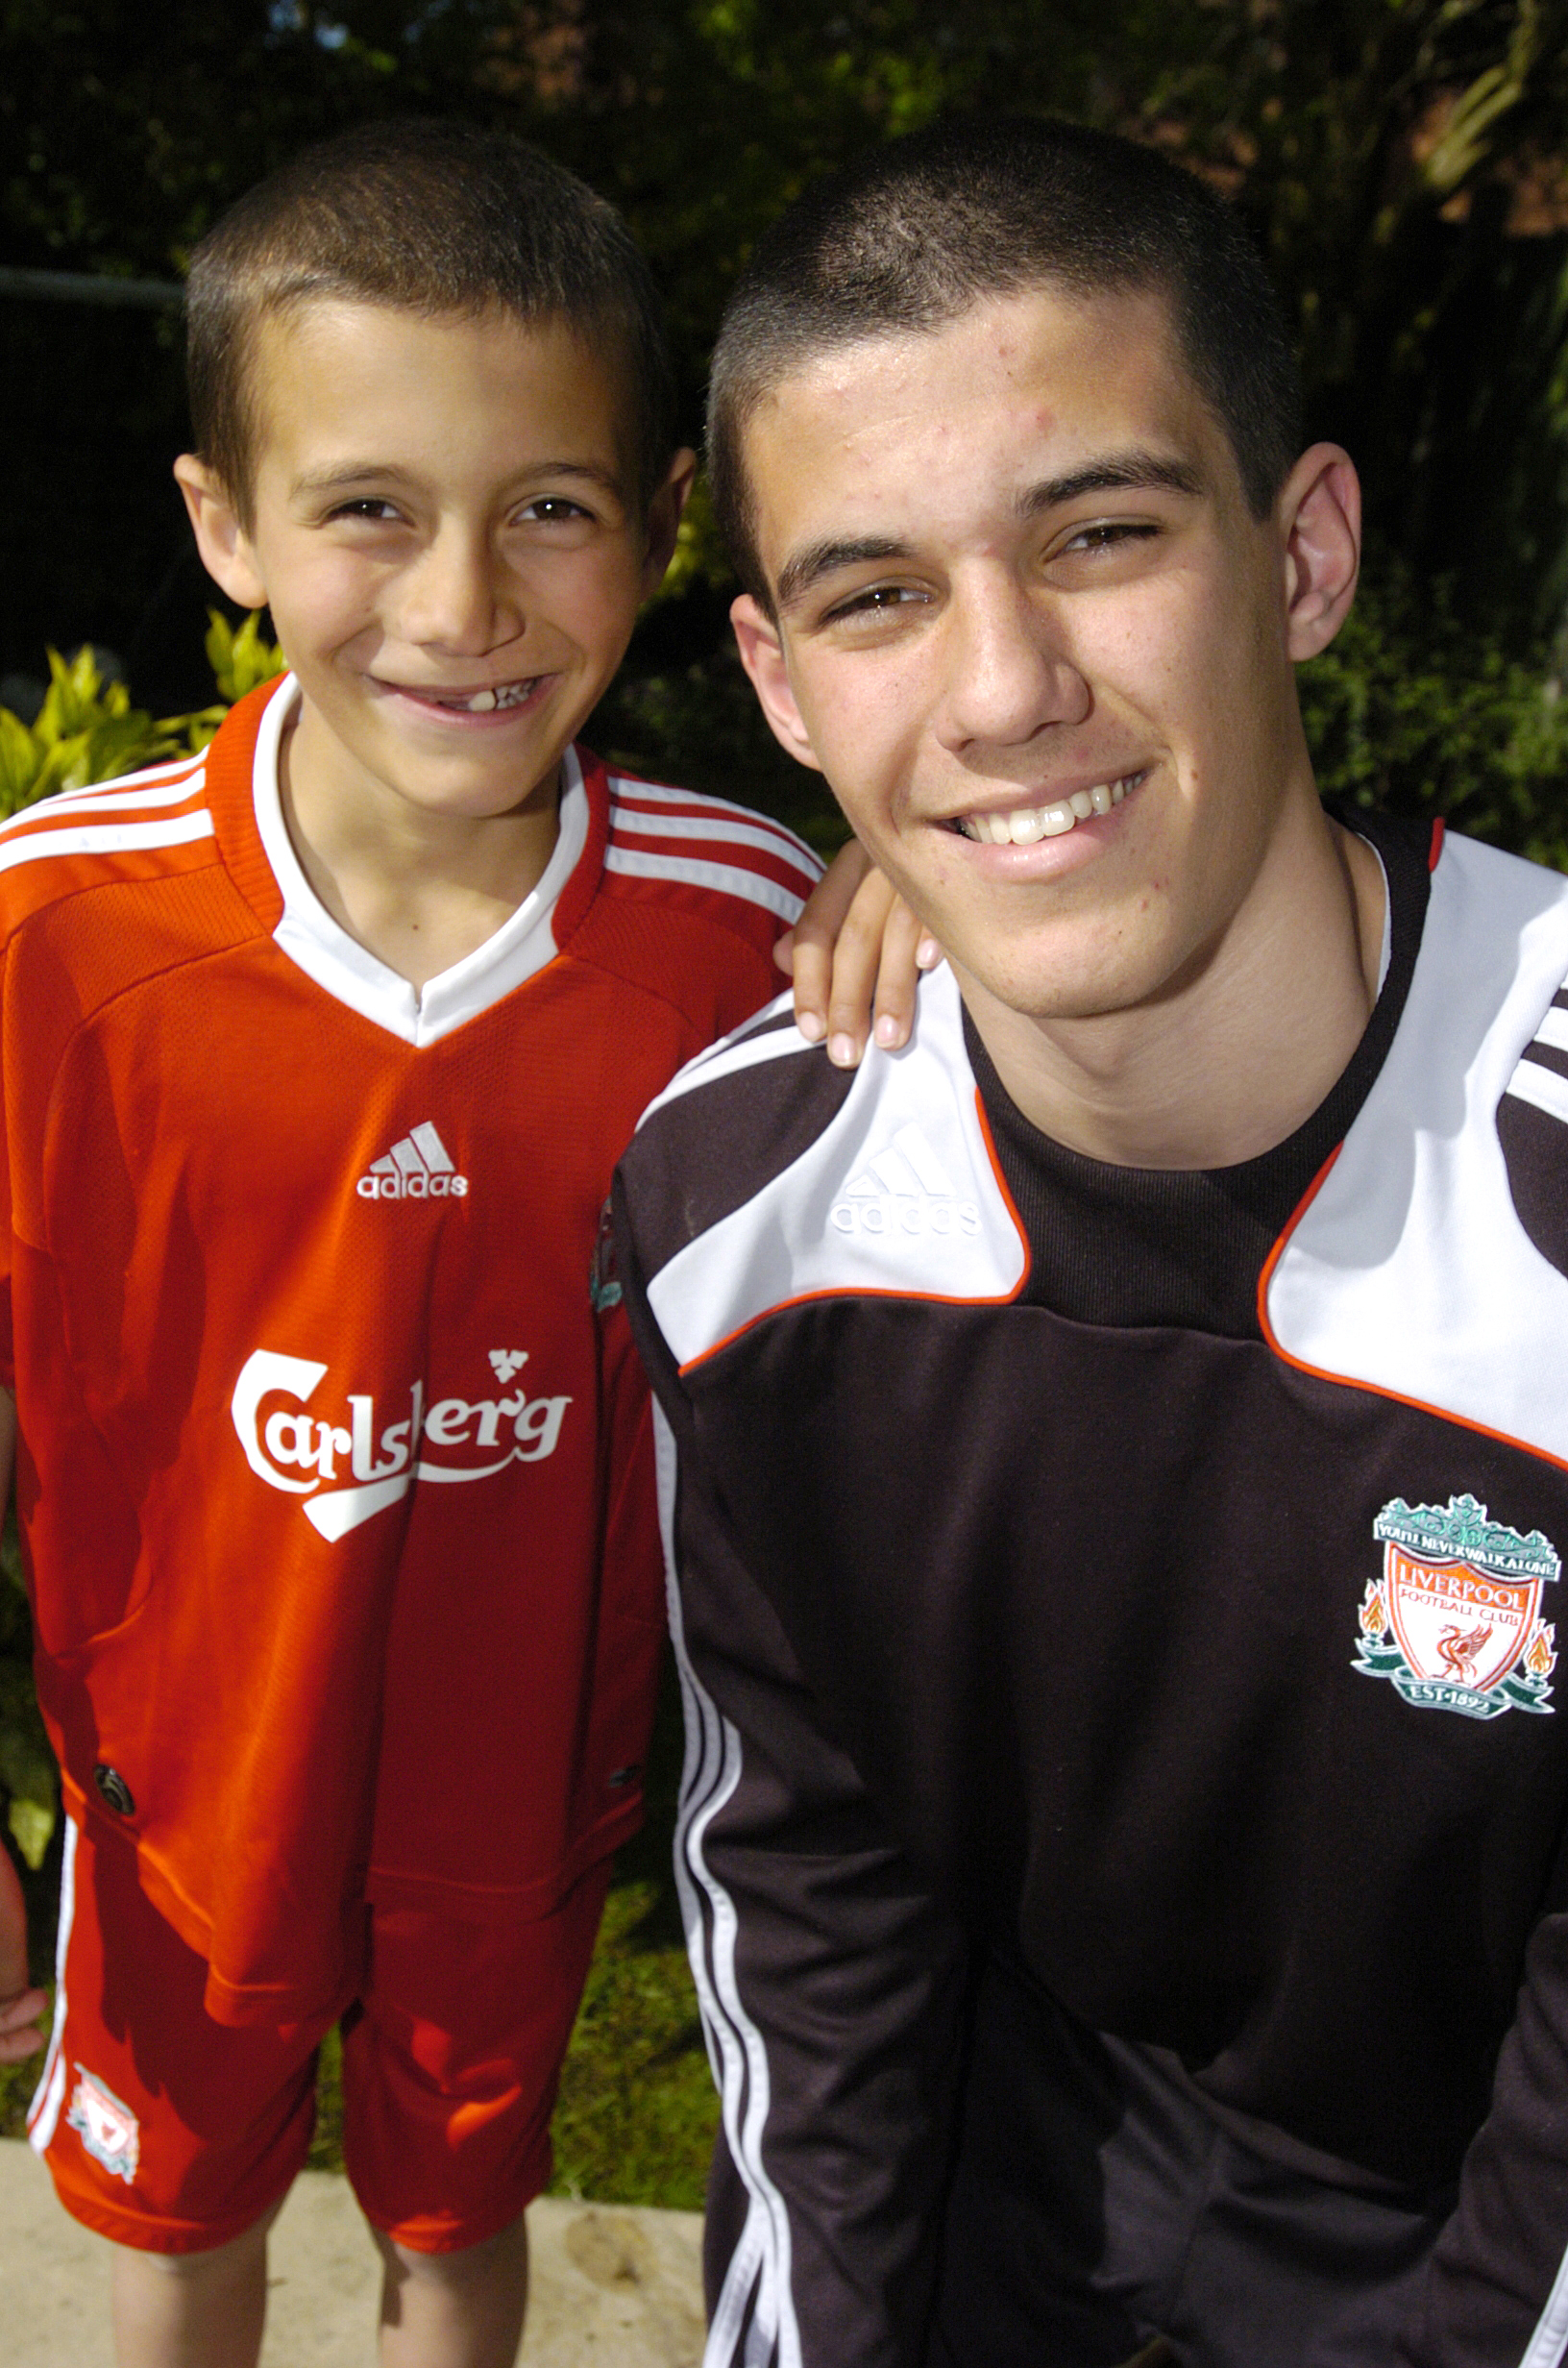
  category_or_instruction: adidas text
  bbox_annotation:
[830,1196,981,1239]
[358,1171,468,1200]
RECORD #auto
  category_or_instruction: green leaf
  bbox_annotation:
[0,647,186,815]
[204,610,286,704]
[6,1797,53,1873]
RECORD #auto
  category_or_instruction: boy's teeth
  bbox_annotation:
[962,774,1133,845]
[435,680,535,713]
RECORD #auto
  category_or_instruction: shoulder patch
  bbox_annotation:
[1497,983,1568,1281]
[626,966,1029,1370]
[1264,831,1568,1468]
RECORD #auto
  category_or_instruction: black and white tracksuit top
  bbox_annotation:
[614,812,1568,2368]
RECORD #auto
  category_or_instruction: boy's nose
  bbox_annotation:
[398,526,520,655]
[935,573,1090,752]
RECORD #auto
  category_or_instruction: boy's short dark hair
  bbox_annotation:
[709,115,1304,607]
[186,117,676,524]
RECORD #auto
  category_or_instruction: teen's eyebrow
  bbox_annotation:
[1017,450,1206,513]
[773,453,1206,609]
[775,536,910,613]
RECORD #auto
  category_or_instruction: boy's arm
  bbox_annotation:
[0,1386,48,2063]
[782,839,940,1068]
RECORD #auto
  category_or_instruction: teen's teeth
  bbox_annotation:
[469,689,498,712]
[961,775,1137,844]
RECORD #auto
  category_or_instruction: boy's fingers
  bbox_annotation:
[867,899,937,1054]
[0,1986,49,2060]
[819,868,902,1067]
[786,840,878,1045]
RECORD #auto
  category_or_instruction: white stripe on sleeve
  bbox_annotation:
[1506,1058,1568,1126]
[0,809,214,877]
[654,1404,801,2368]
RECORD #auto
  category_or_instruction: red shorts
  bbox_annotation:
[28,1813,612,2255]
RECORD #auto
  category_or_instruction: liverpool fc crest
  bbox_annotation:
[1354,1494,1558,1719]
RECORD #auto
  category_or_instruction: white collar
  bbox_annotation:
[250,677,589,1048]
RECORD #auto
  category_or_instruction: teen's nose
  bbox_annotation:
[935,569,1090,752]
[398,521,521,654]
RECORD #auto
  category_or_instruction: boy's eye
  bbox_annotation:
[520,496,594,524]
[327,498,404,524]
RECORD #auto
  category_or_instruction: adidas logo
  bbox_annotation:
[829,1122,980,1240]
[356,1122,470,1201]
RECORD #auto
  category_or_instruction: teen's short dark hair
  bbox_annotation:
[186,117,676,522]
[708,115,1304,606]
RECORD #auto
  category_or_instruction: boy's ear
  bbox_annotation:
[639,446,698,598]
[730,595,825,774]
[1278,442,1360,663]
[172,456,270,611]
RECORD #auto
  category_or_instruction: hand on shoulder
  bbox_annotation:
[779,839,942,1067]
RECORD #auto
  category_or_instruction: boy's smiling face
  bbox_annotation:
[731,284,1352,1030]
[178,299,686,834]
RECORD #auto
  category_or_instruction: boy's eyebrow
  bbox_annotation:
[773,449,1206,610]
[289,458,627,499]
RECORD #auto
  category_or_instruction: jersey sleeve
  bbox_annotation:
[615,1168,970,2367]
[0,939,14,1393]
[1398,1903,1568,2367]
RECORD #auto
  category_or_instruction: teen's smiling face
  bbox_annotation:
[177,300,688,834]
[732,284,1354,1028]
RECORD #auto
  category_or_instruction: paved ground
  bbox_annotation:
[0,2139,706,2365]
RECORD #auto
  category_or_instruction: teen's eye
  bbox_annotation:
[1057,520,1160,558]
[821,582,928,626]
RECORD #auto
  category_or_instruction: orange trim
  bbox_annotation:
[972,1085,1035,1299]
[1255,1144,1343,1334]
[1429,816,1446,872]
[675,1090,1032,1377]
[1258,1139,1568,1476]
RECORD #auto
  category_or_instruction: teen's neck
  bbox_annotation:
[957,802,1386,1172]
[278,703,562,993]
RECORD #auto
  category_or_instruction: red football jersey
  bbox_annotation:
[0,675,817,2026]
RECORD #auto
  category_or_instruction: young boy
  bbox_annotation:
[0,118,907,2368]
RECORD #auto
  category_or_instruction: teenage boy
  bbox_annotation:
[0,118,909,2368]
[614,116,1568,2368]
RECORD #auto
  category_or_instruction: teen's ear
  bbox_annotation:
[639,447,698,598]
[172,456,270,611]
[730,595,824,774]
[1278,443,1360,663]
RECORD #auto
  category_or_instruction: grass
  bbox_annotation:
[1,1650,719,2211]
